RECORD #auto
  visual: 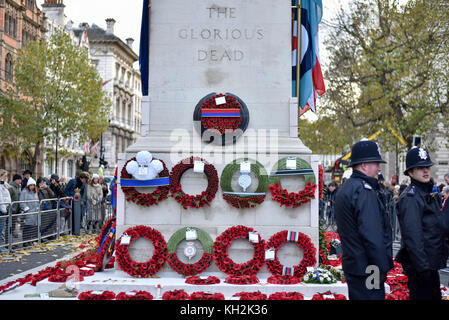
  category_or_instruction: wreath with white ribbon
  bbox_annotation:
[268,157,317,208]
[220,158,268,209]
[120,151,170,207]
[166,227,214,276]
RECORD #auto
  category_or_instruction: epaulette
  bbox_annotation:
[363,182,372,190]
[407,186,416,196]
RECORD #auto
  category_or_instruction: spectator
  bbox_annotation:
[442,186,449,236]
[0,170,11,251]
[444,173,449,186]
[99,175,108,224]
[49,174,72,232]
[8,174,22,242]
[49,174,65,198]
[21,169,32,191]
[378,173,394,230]
[399,178,409,196]
[65,172,89,231]
[59,176,67,192]
[391,174,398,187]
[37,177,56,239]
[19,178,39,248]
[86,174,103,234]
[324,181,338,224]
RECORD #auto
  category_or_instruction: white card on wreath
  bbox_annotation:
[91,291,104,295]
[248,232,259,243]
[240,161,251,173]
[186,228,198,241]
[306,267,314,273]
[265,249,275,260]
[193,161,205,173]
[121,235,131,245]
[126,291,137,296]
[323,294,335,300]
[138,165,149,176]
[286,158,297,170]
[215,96,227,105]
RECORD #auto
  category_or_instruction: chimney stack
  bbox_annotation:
[126,38,134,49]
[105,18,116,34]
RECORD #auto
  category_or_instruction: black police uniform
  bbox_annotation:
[396,147,449,300]
[334,140,393,300]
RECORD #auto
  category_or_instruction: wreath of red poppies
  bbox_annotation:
[201,94,242,135]
[115,225,168,278]
[167,252,213,277]
[269,158,317,208]
[121,157,170,207]
[97,217,116,247]
[116,291,154,300]
[94,220,116,271]
[185,276,221,285]
[190,292,225,300]
[225,275,259,285]
[169,156,219,209]
[265,230,317,279]
[267,275,301,285]
[213,225,265,276]
[78,291,116,300]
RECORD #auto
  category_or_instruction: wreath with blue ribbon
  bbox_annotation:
[120,157,170,207]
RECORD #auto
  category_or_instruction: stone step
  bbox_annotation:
[35,269,359,299]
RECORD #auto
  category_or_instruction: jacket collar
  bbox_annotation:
[410,178,433,193]
[351,170,380,190]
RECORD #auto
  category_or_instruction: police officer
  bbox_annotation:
[334,139,393,300]
[396,146,448,300]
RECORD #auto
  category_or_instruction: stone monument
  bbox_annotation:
[116,0,319,278]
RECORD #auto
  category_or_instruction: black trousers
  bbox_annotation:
[345,273,386,300]
[403,267,441,300]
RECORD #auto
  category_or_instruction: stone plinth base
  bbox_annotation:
[35,268,369,300]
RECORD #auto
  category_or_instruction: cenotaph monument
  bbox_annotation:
[116,0,320,282]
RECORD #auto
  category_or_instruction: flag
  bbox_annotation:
[91,141,100,156]
[287,231,300,242]
[139,0,150,96]
[292,0,325,116]
[102,79,112,87]
[111,166,118,213]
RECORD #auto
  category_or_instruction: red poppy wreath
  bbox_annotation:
[166,227,214,276]
[120,157,170,207]
[269,157,317,208]
[201,93,242,136]
[169,156,219,209]
[213,225,265,277]
[265,230,316,279]
[115,225,168,278]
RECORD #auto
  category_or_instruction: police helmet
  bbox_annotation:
[348,139,386,167]
[404,146,434,176]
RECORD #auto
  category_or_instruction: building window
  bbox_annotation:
[26,0,34,10]
[5,13,18,38]
[44,158,52,177]
[5,53,13,82]
[67,160,73,178]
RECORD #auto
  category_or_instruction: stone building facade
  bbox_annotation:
[0,0,46,176]
[82,18,142,176]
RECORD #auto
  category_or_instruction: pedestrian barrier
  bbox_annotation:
[0,198,115,253]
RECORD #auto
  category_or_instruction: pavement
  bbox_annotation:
[0,232,98,282]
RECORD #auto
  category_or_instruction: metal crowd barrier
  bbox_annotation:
[0,197,77,253]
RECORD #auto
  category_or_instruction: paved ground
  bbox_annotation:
[0,232,98,282]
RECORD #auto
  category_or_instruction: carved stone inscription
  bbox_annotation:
[177,6,265,63]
